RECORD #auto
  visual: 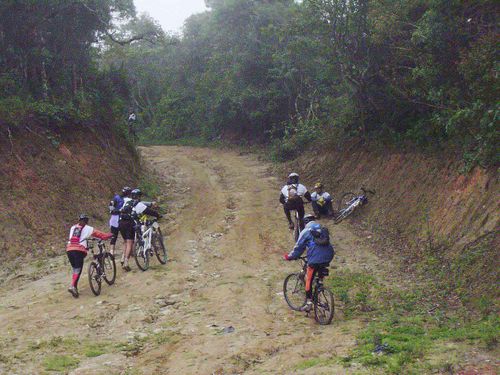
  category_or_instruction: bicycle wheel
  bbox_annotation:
[314,287,335,325]
[152,232,167,265]
[334,207,354,224]
[134,242,149,271]
[103,253,116,285]
[283,273,307,311]
[338,192,356,212]
[88,262,101,296]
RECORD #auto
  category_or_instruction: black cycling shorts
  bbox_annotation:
[67,250,86,269]
[119,220,135,241]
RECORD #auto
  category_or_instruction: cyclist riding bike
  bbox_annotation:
[66,214,112,298]
[283,214,334,311]
[279,172,312,230]
[109,186,132,256]
[311,182,334,219]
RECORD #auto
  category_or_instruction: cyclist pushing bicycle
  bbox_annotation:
[283,214,334,312]
[66,214,113,298]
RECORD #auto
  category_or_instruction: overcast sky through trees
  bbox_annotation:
[134,0,208,33]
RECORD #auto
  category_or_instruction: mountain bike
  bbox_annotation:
[87,239,116,296]
[134,218,167,271]
[283,256,335,325]
[334,187,375,224]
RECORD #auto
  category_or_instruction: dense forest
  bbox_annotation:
[1,1,498,168]
[0,0,159,136]
[100,0,498,167]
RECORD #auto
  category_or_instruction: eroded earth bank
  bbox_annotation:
[0,146,497,374]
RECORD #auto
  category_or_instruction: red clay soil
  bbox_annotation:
[0,125,139,260]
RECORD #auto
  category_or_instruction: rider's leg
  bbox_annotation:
[302,265,316,311]
[109,226,119,255]
[311,201,320,218]
[297,202,305,230]
[67,251,85,296]
[75,253,86,287]
[123,240,133,269]
[283,205,294,229]
[325,200,334,217]
[305,266,314,300]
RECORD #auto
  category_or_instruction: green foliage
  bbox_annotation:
[0,1,136,136]
[98,0,498,167]
[43,355,80,372]
[0,96,28,128]
[330,268,500,373]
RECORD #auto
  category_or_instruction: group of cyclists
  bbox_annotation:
[280,172,335,313]
[65,187,161,298]
[66,171,334,313]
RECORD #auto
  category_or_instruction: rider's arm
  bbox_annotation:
[143,206,161,218]
[279,193,286,205]
[304,191,312,202]
[287,230,310,260]
[91,229,113,241]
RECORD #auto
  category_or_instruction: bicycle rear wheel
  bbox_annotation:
[88,262,101,296]
[103,253,116,285]
[283,273,307,311]
[338,192,356,212]
[152,231,167,265]
[134,242,149,271]
[314,287,335,325]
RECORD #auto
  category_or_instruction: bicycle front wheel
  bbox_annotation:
[134,242,149,271]
[88,262,101,296]
[103,253,116,285]
[283,273,307,311]
[314,287,335,325]
[152,232,167,265]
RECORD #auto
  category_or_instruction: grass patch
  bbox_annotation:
[84,343,108,358]
[340,304,499,373]
[295,357,336,370]
[327,270,380,317]
[324,268,499,373]
[43,355,79,372]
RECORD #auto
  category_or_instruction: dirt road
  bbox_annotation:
[0,146,419,374]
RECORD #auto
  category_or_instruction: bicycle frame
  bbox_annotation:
[136,220,159,254]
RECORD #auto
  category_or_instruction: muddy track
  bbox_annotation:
[1,146,480,374]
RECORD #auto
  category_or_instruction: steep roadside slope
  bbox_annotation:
[277,145,499,304]
[0,124,139,263]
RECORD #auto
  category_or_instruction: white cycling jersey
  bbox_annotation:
[281,183,307,202]
[311,191,331,201]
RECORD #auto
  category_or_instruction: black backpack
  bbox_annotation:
[311,226,330,246]
[120,199,138,220]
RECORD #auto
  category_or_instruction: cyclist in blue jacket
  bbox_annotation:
[283,214,334,311]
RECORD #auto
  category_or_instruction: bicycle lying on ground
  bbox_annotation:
[334,187,375,224]
[134,218,167,271]
[283,256,335,325]
[87,238,116,296]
